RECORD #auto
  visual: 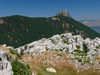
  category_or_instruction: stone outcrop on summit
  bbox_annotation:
[56,10,71,18]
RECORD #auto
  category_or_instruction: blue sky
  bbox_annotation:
[0,0,100,20]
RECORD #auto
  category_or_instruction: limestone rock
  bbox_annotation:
[46,67,56,73]
[0,50,13,75]
[56,10,71,18]
[15,32,100,66]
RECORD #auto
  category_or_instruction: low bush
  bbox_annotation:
[11,59,32,75]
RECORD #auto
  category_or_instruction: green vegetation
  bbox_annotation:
[59,49,64,51]
[0,15,64,47]
[73,44,88,56]
[10,49,17,54]
[20,49,24,55]
[96,45,100,48]
[29,45,34,49]
[71,44,90,63]
[72,49,91,63]
[57,54,62,57]
[63,39,69,44]
[57,16,100,39]
[0,15,99,48]
[83,44,88,55]
[75,57,82,62]
[10,49,21,58]
[61,35,64,39]
[24,45,28,50]
[11,59,32,75]
[76,45,80,49]
[72,49,85,56]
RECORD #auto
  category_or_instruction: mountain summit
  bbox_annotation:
[56,10,71,18]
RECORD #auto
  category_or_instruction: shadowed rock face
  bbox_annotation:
[0,49,13,75]
[56,10,71,18]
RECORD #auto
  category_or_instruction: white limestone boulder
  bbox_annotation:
[0,50,13,75]
[46,67,56,73]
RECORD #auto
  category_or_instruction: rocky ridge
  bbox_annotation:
[15,33,100,68]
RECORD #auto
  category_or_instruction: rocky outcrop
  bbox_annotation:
[56,10,71,18]
[15,33,83,54]
[0,49,13,75]
[15,33,100,66]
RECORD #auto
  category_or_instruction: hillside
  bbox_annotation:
[0,10,100,48]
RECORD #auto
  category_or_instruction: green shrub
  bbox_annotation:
[61,35,64,39]
[75,57,82,62]
[76,45,80,49]
[20,50,24,55]
[10,49,21,59]
[11,59,32,75]
[57,54,62,57]
[10,49,17,54]
[83,44,88,55]
[63,40,69,44]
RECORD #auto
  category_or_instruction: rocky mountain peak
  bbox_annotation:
[56,10,71,18]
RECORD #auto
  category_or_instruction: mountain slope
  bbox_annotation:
[0,11,100,48]
[90,26,100,34]
[0,15,65,47]
[51,16,100,38]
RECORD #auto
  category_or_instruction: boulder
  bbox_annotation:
[46,67,56,73]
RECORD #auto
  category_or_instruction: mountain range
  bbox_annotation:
[81,20,100,34]
[0,10,100,48]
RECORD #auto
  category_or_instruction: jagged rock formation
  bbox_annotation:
[56,10,71,18]
[0,49,13,75]
[16,33,100,55]
[15,33,100,67]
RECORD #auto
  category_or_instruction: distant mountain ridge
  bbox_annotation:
[81,19,100,34]
[90,26,100,34]
[81,19,100,26]
[0,10,100,48]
